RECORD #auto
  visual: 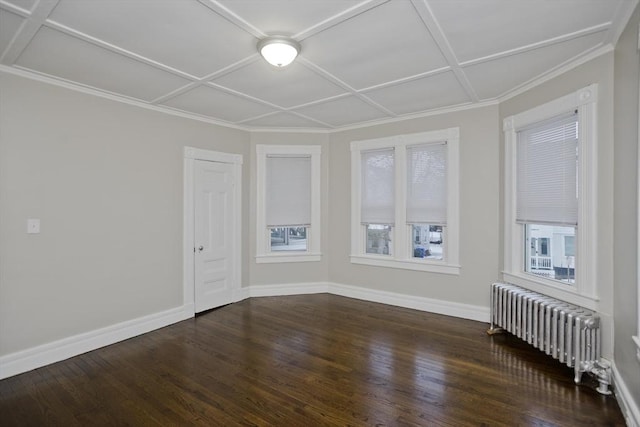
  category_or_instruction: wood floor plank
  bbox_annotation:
[0,294,626,426]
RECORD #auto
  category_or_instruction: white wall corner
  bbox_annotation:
[0,304,194,380]
[612,361,640,427]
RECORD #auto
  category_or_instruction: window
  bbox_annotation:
[517,112,578,285]
[504,85,598,305]
[256,145,321,263]
[270,227,307,251]
[525,225,575,283]
[350,128,459,274]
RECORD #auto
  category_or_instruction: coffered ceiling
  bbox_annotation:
[0,0,636,131]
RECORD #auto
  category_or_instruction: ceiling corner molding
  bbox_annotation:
[608,0,640,46]
[331,99,500,133]
[498,43,614,104]
[0,64,247,131]
[249,127,331,134]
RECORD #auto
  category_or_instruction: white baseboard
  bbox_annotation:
[233,287,250,302]
[328,282,489,322]
[247,282,329,297]
[0,304,194,380]
[243,281,488,322]
[612,362,640,427]
[0,282,490,380]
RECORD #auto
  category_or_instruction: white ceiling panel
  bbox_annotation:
[0,0,633,130]
[302,0,448,89]
[293,96,388,127]
[217,0,363,36]
[364,72,470,115]
[0,10,24,56]
[241,112,330,128]
[48,0,256,78]
[162,85,277,123]
[430,0,619,62]
[212,60,345,108]
[464,32,607,100]
[15,27,191,101]
[2,0,37,13]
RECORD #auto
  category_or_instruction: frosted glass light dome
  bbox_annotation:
[258,36,300,68]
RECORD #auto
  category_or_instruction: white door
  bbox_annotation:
[194,159,236,313]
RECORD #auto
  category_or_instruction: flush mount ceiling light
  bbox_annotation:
[257,36,300,68]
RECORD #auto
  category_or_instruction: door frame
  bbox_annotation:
[184,147,243,315]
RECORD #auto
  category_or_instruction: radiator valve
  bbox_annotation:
[579,359,612,395]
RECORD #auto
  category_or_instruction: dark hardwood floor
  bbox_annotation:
[0,294,626,426]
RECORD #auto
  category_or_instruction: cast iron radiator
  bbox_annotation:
[487,282,611,394]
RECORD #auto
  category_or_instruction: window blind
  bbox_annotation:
[516,113,578,226]
[361,148,395,224]
[266,155,311,227]
[406,142,447,225]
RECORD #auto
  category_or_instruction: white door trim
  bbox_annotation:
[184,147,243,315]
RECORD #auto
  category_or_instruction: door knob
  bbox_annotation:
[198,246,204,252]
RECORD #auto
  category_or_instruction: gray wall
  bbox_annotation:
[614,3,640,412]
[248,131,330,285]
[328,106,501,306]
[0,73,249,355]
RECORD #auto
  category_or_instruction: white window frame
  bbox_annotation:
[503,84,598,308]
[256,144,321,263]
[635,61,640,361]
[350,128,460,275]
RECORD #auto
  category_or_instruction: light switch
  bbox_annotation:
[27,218,40,234]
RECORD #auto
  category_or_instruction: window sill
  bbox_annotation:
[256,253,322,264]
[350,255,460,275]
[502,271,599,309]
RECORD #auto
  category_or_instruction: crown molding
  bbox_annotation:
[498,43,614,103]
[0,64,246,130]
[1,38,616,136]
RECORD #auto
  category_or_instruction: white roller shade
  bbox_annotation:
[361,148,395,224]
[516,113,578,226]
[266,155,311,227]
[406,142,447,225]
